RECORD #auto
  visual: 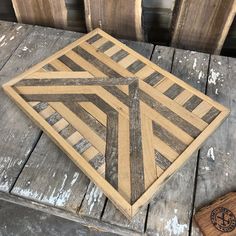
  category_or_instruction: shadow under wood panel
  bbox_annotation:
[84,0,143,41]
[0,25,82,193]
[0,0,16,22]
[191,56,236,236]
[171,0,236,54]
[146,48,210,235]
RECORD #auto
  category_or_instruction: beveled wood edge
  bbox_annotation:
[3,85,133,219]
[131,108,230,216]
[0,191,140,236]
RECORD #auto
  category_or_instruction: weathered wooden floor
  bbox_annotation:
[0,21,235,236]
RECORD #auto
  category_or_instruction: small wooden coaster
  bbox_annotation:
[195,192,236,236]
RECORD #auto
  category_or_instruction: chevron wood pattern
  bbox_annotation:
[2,29,229,218]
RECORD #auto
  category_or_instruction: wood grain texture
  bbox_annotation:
[3,28,229,219]
[0,24,68,193]
[146,48,210,236]
[12,0,67,29]
[191,55,236,236]
[84,0,144,41]
[171,0,236,54]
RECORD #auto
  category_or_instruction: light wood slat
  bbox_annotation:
[79,102,107,126]
[49,102,106,155]
[156,164,164,178]
[52,118,69,132]
[66,131,83,146]
[140,102,193,145]
[26,71,94,79]
[174,89,193,105]
[192,101,213,118]
[134,65,155,78]
[39,106,55,119]
[37,68,46,72]
[118,54,137,68]
[140,81,208,131]
[91,37,108,48]
[154,78,174,93]
[140,113,157,189]
[153,136,178,162]
[50,59,72,71]
[118,114,131,203]
[103,45,121,57]
[83,146,100,161]
[29,101,40,106]
[80,42,134,77]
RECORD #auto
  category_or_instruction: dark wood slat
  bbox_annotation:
[183,95,203,112]
[58,55,84,71]
[73,46,121,77]
[98,41,115,53]
[105,112,119,189]
[17,77,135,86]
[155,151,172,170]
[152,121,187,154]
[110,49,129,62]
[164,83,184,99]
[64,102,107,141]
[86,34,102,44]
[202,107,220,123]
[129,80,145,203]
[144,71,164,86]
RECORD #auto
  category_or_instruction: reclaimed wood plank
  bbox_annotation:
[171,0,236,54]
[0,25,69,192]
[12,0,67,29]
[0,191,140,236]
[0,21,33,70]
[146,48,210,235]
[191,55,236,236]
[84,0,143,41]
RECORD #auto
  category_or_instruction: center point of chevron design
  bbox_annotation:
[3,28,229,218]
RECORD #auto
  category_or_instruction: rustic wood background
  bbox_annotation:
[0,0,235,56]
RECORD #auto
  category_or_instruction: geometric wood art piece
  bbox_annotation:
[2,28,230,218]
[195,192,236,236]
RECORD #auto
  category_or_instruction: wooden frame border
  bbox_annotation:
[2,28,230,218]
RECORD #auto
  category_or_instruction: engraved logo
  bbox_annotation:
[211,207,236,232]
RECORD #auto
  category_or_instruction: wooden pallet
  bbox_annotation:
[2,28,229,218]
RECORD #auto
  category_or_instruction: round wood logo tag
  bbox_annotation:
[211,207,236,232]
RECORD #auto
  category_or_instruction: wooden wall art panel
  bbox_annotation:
[2,28,229,218]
